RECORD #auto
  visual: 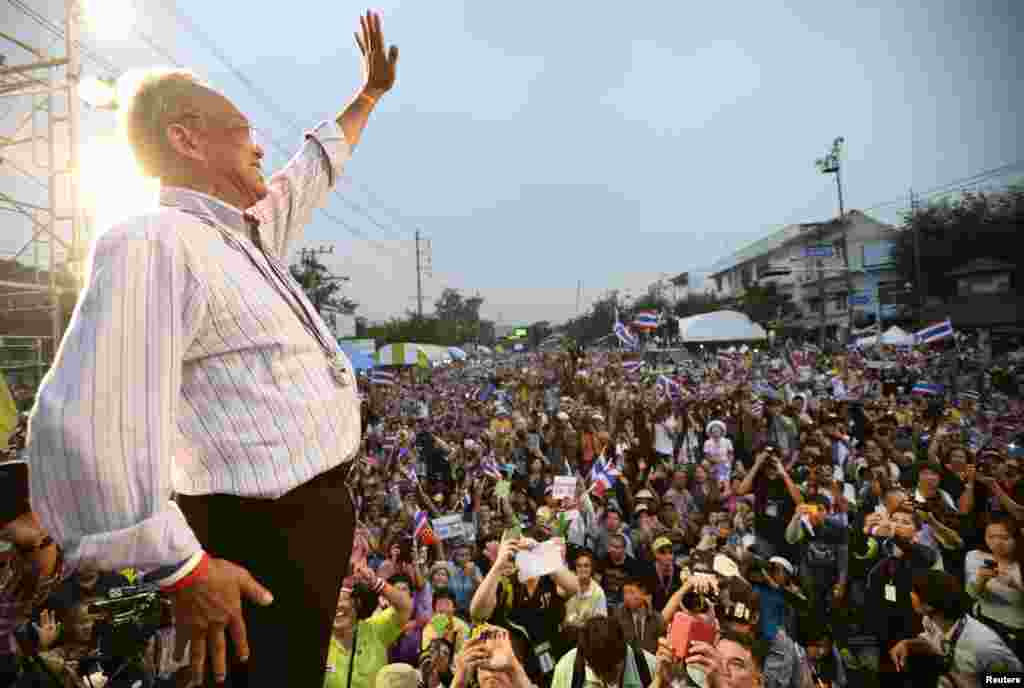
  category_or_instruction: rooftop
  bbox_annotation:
[708,212,883,276]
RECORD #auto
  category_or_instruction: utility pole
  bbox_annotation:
[910,188,923,326]
[415,229,424,319]
[575,280,582,317]
[816,225,827,351]
[815,136,848,348]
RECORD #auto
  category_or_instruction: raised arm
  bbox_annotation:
[337,11,397,148]
[469,538,517,622]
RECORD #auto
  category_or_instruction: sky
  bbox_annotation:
[2,0,1022,327]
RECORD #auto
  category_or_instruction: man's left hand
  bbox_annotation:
[355,10,398,98]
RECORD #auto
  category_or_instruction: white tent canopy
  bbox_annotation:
[856,326,915,348]
[375,343,430,367]
[677,310,768,343]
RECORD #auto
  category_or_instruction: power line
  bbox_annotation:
[7,0,119,79]
[9,0,412,261]
[158,0,415,240]
[702,160,1024,274]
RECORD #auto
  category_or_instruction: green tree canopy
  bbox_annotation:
[892,185,1024,302]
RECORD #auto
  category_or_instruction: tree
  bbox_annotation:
[737,282,798,326]
[289,253,358,317]
[673,292,724,319]
[892,185,1024,304]
[363,288,493,347]
[528,321,552,349]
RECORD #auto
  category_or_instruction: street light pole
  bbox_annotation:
[816,136,851,347]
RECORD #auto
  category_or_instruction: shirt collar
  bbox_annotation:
[160,186,250,236]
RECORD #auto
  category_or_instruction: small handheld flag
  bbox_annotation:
[414,510,438,546]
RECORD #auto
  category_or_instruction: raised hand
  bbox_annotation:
[35,609,60,650]
[355,10,398,98]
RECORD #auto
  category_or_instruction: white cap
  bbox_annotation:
[768,556,795,575]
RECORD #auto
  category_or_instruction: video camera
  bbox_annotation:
[87,583,174,662]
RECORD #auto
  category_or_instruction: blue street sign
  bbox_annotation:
[848,294,872,306]
[804,245,834,259]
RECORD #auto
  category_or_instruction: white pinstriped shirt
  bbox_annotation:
[25,120,361,576]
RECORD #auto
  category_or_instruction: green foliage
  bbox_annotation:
[892,185,1024,301]
[364,288,495,347]
[557,290,726,347]
[289,254,358,315]
[736,281,798,326]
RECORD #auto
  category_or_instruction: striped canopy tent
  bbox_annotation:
[414,344,452,364]
[375,343,431,368]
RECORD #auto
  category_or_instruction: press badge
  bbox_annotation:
[885,584,897,603]
[765,502,779,518]
[534,641,555,674]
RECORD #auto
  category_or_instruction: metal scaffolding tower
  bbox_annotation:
[1,0,86,368]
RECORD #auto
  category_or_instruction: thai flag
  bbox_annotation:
[590,459,621,497]
[371,370,396,385]
[750,399,764,417]
[622,359,645,374]
[480,456,503,480]
[912,383,944,396]
[414,510,437,545]
[632,311,660,330]
[656,374,682,399]
[915,318,954,345]
[614,310,640,349]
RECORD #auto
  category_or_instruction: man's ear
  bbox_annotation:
[165,122,206,163]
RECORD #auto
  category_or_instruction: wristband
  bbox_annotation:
[162,552,210,593]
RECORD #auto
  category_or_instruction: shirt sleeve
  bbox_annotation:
[978,637,1024,674]
[27,226,206,574]
[249,120,351,260]
[370,607,403,648]
[594,588,608,616]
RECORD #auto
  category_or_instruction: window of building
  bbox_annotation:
[831,294,848,312]
[957,273,1010,296]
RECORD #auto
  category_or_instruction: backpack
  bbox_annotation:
[571,644,652,688]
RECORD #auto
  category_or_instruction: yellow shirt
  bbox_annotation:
[324,609,402,688]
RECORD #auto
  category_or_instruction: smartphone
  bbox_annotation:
[0,460,30,527]
[670,613,716,659]
[983,559,997,570]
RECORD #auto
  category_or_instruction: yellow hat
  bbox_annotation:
[652,536,673,552]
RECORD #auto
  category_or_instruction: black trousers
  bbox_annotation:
[178,463,356,688]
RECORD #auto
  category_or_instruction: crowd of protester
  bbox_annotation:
[3,338,1024,688]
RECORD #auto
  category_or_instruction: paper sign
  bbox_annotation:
[552,476,577,499]
[515,539,564,581]
[432,514,476,541]
[495,480,511,499]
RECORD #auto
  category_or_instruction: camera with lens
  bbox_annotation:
[87,584,173,662]
[681,588,718,614]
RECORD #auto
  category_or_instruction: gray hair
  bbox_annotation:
[122,68,214,179]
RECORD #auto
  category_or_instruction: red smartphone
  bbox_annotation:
[670,612,716,659]
[0,460,30,527]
